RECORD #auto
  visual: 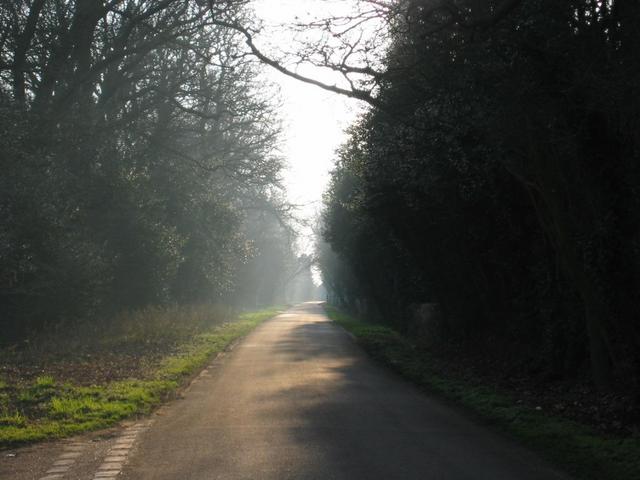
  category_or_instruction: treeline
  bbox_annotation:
[320,0,640,392]
[0,0,297,340]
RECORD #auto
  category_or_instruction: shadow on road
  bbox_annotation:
[245,303,570,480]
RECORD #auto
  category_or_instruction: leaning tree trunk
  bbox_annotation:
[514,152,615,390]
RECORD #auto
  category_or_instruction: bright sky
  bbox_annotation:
[275,75,360,235]
[252,1,366,252]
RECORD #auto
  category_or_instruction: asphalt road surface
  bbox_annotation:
[119,302,571,480]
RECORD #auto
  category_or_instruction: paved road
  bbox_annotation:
[120,303,570,480]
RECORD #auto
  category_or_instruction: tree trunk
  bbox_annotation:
[520,167,614,390]
[11,0,46,103]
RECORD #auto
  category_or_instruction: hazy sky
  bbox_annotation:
[252,1,366,251]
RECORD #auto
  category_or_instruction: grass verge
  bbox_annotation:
[325,305,640,480]
[0,306,281,448]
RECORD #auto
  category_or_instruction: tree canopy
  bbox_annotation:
[0,0,299,339]
[319,0,640,392]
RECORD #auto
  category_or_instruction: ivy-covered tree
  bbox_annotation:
[320,0,640,392]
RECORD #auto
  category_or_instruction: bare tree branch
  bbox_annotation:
[206,12,381,107]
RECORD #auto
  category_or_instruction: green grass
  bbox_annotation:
[0,306,281,448]
[325,305,640,480]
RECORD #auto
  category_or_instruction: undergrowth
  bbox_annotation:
[325,305,640,480]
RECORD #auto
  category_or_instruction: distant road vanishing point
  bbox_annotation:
[120,302,570,480]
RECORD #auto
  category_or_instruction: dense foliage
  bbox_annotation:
[0,0,297,340]
[320,0,640,392]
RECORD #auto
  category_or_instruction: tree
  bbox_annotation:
[318,0,640,391]
[0,0,292,338]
